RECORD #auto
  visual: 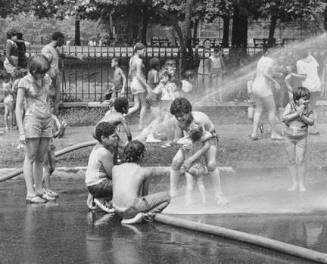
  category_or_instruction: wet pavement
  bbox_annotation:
[1,177,327,263]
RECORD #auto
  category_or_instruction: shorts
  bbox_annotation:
[4,95,14,105]
[130,78,145,95]
[285,135,307,150]
[87,178,113,199]
[116,191,170,219]
[23,115,53,139]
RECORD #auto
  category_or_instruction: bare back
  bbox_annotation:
[112,163,149,209]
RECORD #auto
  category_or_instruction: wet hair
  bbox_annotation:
[52,32,65,41]
[188,122,203,141]
[170,97,192,115]
[94,122,117,142]
[293,86,311,102]
[28,54,50,75]
[113,97,129,113]
[158,69,170,81]
[7,29,18,39]
[123,140,145,163]
[149,57,160,70]
[112,57,120,65]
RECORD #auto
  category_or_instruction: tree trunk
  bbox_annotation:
[231,5,248,53]
[141,6,149,44]
[268,15,277,47]
[222,16,230,48]
[74,15,81,46]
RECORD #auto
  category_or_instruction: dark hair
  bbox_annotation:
[214,45,221,52]
[28,55,50,75]
[188,122,203,141]
[94,122,117,142]
[123,140,145,163]
[7,29,18,39]
[158,69,170,80]
[113,97,129,113]
[170,97,192,115]
[52,32,65,41]
[293,86,311,102]
[149,57,160,70]
[112,57,120,65]
[17,32,23,40]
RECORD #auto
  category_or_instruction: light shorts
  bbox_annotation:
[130,78,145,95]
[23,115,53,139]
[285,135,307,150]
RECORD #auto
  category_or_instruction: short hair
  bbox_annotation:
[113,97,129,113]
[7,29,18,39]
[293,86,311,102]
[134,42,145,52]
[164,59,176,67]
[123,140,145,163]
[52,32,65,41]
[170,97,192,115]
[149,57,160,69]
[158,69,169,81]
[28,55,50,75]
[94,122,117,142]
[188,122,203,141]
[112,57,120,65]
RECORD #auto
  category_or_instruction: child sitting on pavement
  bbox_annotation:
[112,140,171,224]
[85,122,119,213]
[178,122,212,205]
[169,97,227,204]
[281,87,314,192]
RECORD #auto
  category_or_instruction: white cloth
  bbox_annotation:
[296,56,321,92]
[252,56,274,98]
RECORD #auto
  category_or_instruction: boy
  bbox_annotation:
[281,87,314,192]
[169,97,227,204]
[112,140,171,224]
[178,122,212,205]
[111,58,127,99]
[209,46,225,101]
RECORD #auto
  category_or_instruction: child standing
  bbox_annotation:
[2,72,14,130]
[16,54,53,203]
[282,87,314,192]
[3,29,18,76]
[209,46,225,101]
[169,97,227,204]
[111,58,127,99]
[178,122,212,205]
[147,57,160,90]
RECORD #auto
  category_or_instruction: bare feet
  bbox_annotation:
[287,184,297,192]
[299,184,307,192]
[216,194,228,205]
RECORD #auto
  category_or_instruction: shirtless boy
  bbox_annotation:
[112,140,170,224]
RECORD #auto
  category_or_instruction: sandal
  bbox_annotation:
[37,192,56,201]
[26,195,47,204]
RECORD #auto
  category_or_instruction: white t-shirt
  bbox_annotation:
[296,56,321,92]
[252,56,274,98]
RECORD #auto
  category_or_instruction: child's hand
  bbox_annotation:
[274,82,281,90]
[182,159,192,172]
[296,104,305,115]
[19,133,26,144]
[285,74,291,81]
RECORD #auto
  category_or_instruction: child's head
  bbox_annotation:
[183,69,195,81]
[149,57,160,71]
[52,31,65,47]
[293,86,311,104]
[123,140,145,163]
[6,29,18,40]
[159,69,170,84]
[213,46,221,56]
[134,42,146,57]
[94,122,119,148]
[1,71,11,82]
[285,65,293,74]
[164,59,176,76]
[111,57,119,68]
[113,97,129,114]
[28,55,50,78]
[170,97,193,124]
[188,122,203,141]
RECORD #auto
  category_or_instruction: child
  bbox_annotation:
[169,97,227,204]
[147,57,160,90]
[281,87,314,192]
[111,58,127,99]
[209,46,225,101]
[180,69,195,96]
[85,122,120,213]
[3,29,18,76]
[97,97,132,142]
[42,112,67,199]
[112,140,171,224]
[284,64,301,102]
[178,122,212,205]
[16,54,53,203]
[2,72,14,130]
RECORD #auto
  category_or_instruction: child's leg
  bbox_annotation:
[185,172,194,205]
[286,139,297,191]
[4,104,9,129]
[34,138,50,195]
[296,138,308,192]
[196,174,206,204]
[139,92,147,130]
[7,104,13,128]
[205,144,227,204]
[170,149,184,197]
[251,98,263,138]
[127,94,140,116]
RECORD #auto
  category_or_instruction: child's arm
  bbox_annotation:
[281,103,302,123]
[300,109,314,126]
[100,151,115,179]
[16,87,25,142]
[119,68,127,94]
[51,114,62,138]
[182,141,210,171]
[221,56,226,74]
[121,118,132,141]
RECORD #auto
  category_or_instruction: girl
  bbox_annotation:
[147,57,160,90]
[282,87,314,192]
[16,55,53,203]
[4,29,18,76]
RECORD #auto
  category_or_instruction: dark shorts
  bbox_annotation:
[87,178,113,199]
